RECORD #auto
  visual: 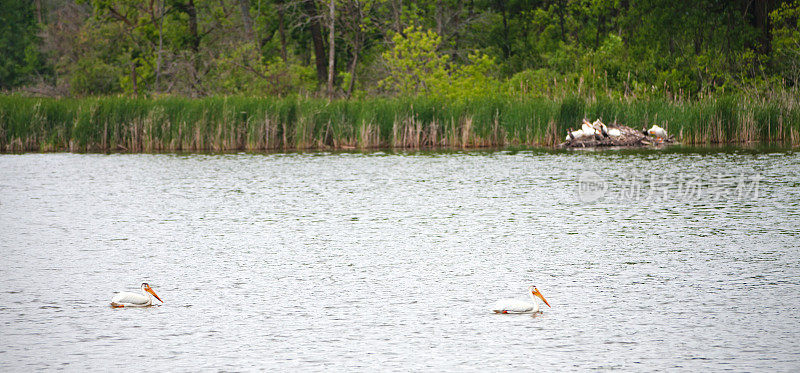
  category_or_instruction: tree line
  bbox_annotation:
[2,0,799,100]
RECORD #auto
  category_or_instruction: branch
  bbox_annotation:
[229,60,268,80]
[199,4,236,40]
[106,6,134,28]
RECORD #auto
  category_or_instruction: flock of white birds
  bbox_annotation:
[566,119,621,141]
[566,119,669,142]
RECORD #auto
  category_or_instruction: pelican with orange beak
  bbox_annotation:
[492,285,551,314]
[110,283,163,307]
[647,124,668,139]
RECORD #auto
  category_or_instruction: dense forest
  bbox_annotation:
[2,0,799,100]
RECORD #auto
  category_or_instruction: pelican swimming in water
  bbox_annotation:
[492,285,551,314]
[110,283,163,308]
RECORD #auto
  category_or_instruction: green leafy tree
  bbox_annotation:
[444,53,498,101]
[0,0,48,90]
[81,0,163,94]
[379,26,449,96]
[380,26,497,100]
[771,1,800,86]
[5,0,799,99]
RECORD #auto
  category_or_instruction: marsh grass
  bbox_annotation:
[1,95,798,152]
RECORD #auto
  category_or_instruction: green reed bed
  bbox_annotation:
[0,95,798,152]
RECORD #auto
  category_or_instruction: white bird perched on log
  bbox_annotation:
[581,119,596,135]
[593,119,609,137]
[608,128,622,137]
[110,283,163,308]
[492,285,551,314]
[580,119,603,140]
[648,124,668,139]
[566,128,588,141]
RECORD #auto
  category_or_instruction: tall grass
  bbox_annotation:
[1,94,798,152]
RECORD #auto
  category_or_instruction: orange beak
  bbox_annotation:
[145,286,164,303]
[533,289,551,308]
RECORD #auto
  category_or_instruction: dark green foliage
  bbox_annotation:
[0,0,47,89]
[69,59,121,96]
[1,0,797,100]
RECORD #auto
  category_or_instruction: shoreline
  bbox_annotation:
[1,142,795,155]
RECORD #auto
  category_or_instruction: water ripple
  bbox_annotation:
[0,149,799,370]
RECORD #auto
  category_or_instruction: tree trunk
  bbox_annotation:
[174,0,201,95]
[304,0,328,87]
[392,0,403,34]
[618,0,630,42]
[346,43,359,98]
[327,0,335,98]
[726,3,734,66]
[501,1,509,58]
[435,0,443,36]
[238,0,256,44]
[594,8,603,50]
[278,4,288,62]
[172,0,200,52]
[155,0,164,92]
[694,27,702,55]
[751,0,776,56]
[131,61,139,96]
[187,0,199,52]
[453,2,461,56]
[34,0,43,24]
[557,0,566,42]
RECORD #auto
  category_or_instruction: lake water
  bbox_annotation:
[1,147,799,371]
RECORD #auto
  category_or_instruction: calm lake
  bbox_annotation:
[1,147,799,371]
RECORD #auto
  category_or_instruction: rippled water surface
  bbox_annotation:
[1,147,799,371]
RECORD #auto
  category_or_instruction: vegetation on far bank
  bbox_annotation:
[2,94,798,152]
[2,1,800,151]
[2,0,799,102]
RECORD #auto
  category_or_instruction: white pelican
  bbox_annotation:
[110,283,163,308]
[608,128,622,137]
[593,119,609,137]
[580,120,603,140]
[566,128,586,141]
[492,285,551,314]
[647,124,668,139]
[581,119,596,135]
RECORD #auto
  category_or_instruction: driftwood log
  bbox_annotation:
[559,122,675,148]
